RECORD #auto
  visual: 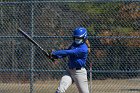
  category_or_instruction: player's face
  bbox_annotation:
[74,37,83,44]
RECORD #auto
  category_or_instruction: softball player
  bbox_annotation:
[50,27,90,93]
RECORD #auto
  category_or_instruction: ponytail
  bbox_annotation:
[85,39,91,53]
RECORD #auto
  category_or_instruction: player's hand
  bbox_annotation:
[48,49,58,61]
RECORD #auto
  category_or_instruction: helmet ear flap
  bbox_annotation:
[84,33,87,40]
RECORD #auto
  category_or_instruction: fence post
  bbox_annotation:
[90,62,92,93]
[30,2,35,93]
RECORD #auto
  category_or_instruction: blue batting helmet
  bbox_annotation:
[73,27,87,39]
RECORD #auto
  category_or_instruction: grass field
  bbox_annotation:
[0,79,140,93]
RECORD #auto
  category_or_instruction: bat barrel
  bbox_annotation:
[17,28,50,57]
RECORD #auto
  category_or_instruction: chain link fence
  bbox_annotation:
[0,0,140,93]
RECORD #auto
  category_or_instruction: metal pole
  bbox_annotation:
[90,62,92,93]
[30,2,35,93]
[0,0,3,25]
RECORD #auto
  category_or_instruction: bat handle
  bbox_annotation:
[42,50,55,61]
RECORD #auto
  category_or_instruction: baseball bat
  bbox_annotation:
[17,28,50,58]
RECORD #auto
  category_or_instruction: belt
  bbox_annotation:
[69,67,83,70]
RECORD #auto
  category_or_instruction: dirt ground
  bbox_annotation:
[0,79,140,93]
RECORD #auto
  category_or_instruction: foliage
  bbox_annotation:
[69,2,120,15]
[113,27,134,35]
[68,2,139,37]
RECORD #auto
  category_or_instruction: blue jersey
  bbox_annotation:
[52,43,88,69]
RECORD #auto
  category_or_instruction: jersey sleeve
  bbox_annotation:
[52,48,86,59]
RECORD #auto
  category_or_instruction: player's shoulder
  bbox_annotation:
[71,42,87,49]
[79,43,88,52]
[81,43,88,48]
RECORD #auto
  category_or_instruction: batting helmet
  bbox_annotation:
[73,27,87,39]
[73,27,88,44]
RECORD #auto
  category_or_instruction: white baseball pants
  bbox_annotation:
[55,68,89,93]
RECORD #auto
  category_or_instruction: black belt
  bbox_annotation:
[69,67,82,70]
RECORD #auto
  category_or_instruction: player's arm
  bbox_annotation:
[52,48,86,59]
